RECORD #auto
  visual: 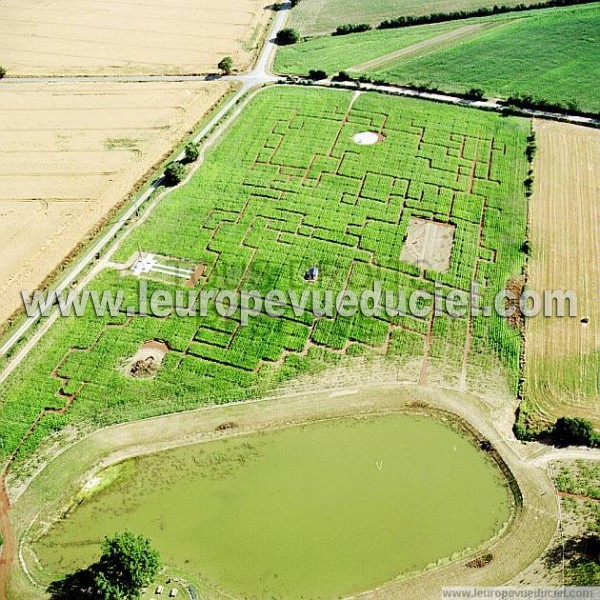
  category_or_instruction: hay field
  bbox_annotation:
[0,80,230,325]
[524,120,600,425]
[0,0,271,76]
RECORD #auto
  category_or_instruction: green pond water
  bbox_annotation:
[35,414,513,599]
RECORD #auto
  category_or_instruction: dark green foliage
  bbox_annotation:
[184,142,200,164]
[377,0,597,30]
[218,56,234,75]
[332,71,352,82]
[276,28,301,45]
[504,93,596,118]
[333,23,372,35]
[48,532,160,600]
[308,69,328,80]
[94,532,161,599]
[163,161,186,186]
[554,417,598,447]
[465,88,485,101]
[546,534,600,585]
[0,66,6,79]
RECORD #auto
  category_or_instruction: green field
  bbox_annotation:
[274,19,483,75]
[369,4,600,114]
[34,414,513,598]
[279,4,600,114]
[0,87,529,467]
[288,0,530,35]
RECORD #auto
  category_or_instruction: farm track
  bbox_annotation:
[348,23,488,72]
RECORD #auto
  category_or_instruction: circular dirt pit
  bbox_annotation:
[352,131,384,145]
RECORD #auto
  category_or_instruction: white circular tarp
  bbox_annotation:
[352,131,381,145]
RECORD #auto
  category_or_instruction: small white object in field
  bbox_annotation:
[352,131,380,145]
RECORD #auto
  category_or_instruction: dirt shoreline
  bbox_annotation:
[6,382,558,600]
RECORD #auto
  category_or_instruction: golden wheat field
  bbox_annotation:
[525,119,600,423]
[0,80,231,324]
[0,0,271,76]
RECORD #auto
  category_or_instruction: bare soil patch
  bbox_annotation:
[0,81,230,326]
[125,340,169,379]
[400,217,455,272]
[0,0,271,76]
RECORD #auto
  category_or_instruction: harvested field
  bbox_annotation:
[0,0,271,76]
[0,80,231,325]
[523,120,600,426]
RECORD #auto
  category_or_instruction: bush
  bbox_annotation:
[184,142,200,163]
[276,28,300,46]
[218,56,234,75]
[0,66,6,79]
[290,0,301,6]
[307,69,327,81]
[332,71,353,82]
[164,162,186,186]
[465,87,485,101]
[555,417,598,447]
[333,23,372,36]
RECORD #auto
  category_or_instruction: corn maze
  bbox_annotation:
[0,87,530,464]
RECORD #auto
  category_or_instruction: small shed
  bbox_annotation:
[169,589,178,598]
[156,585,164,594]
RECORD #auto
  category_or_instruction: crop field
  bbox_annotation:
[0,86,530,468]
[0,81,231,327]
[287,0,528,36]
[279,4,600,114]
[274,18,488,75]
[33,414,512,599]
[521,120,600,428]
[0,0,271,76]
[365,4,600,114]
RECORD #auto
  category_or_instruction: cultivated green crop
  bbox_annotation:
[279,4,600,114]
[370,4,600,114]
[0,87,529,465]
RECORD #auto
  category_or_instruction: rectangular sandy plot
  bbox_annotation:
[400,217,455,272]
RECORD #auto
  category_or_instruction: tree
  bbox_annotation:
[307,69,327,81]
[184,142,200,163]
[164,161,186,186]
[465,87,485,101]
[94,532,161,599]
[217,56,234,75]
[275,28,300,46]
[555,417,598,447]
[290,0,301,6]
[0,66,6,79]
